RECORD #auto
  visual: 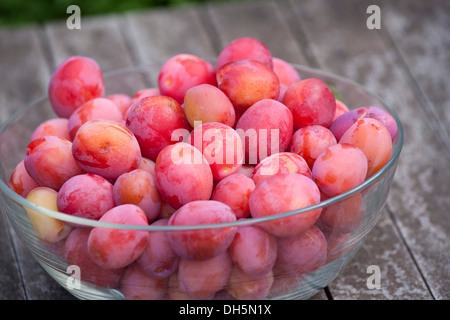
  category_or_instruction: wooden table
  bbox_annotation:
[0,0,449,300]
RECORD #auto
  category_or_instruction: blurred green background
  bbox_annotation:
[0,0,229,27]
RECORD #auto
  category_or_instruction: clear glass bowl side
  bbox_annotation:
[0,64,403,300]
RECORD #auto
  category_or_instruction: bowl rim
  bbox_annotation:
[0,62,404,231]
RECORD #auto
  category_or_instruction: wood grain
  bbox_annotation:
[0,27,52,121]
[328,212,432,300]
[0,204,25,299]
[0,26,73,300]
[206,0,308,66]
[45,14,147,97]
[0,0,448,300]
[287,0,448,299]
[380,0,450,153]
[124,5,217,86]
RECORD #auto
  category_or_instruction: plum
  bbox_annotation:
[339,118,392,178]
[113,169,161,222]
[217,59,280,111]
[64,228,125,288]
[68,97,123,140]
[72,119,142,180]
[249,173,321,237]
[235,99,293,164]
[329,106,398,141]
[24,136,84,191]
[312,143,368,197]
[226,267,274,300]
[125,95,191,161]
[187,122,244,181]
[167,200,237,261]
[229,224,277,276]
[25,187,72,243]
[154,142,213,209]
[250,152,311,185]
[272,57,301,87]
[57,173,115,221]
[30,118,71,142]
[7,159,40,198]
[87,204,149,269]
[158,53,216,104]
[282,78,336,129]
[137,219,179,279]
[183,84,235,128]
[107,93,132,117]
[120,262,168,300]
[48,56,105,118]
[211,174,255,219]
[275,225,327,275]
[216,37,273,69]
[177,251,233,299]
[290,125,337,169]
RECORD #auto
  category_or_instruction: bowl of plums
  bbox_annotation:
[0,37,403,300]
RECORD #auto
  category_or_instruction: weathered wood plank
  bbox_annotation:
[0,207,25,299]
[124,5,217,87]
[0,26,74,300]
[0,27,52,121]
[45,14,147,96]
[328,211,432,299]
[287,0,448,299]
[380,0,450,153]
[368,0,450,300]
[206,0,308,66]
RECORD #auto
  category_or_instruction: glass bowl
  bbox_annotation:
[0,63,403,300]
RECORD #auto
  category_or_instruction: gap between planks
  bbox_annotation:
[278,0,436,299]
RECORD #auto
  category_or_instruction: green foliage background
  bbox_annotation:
[0,0,228,27]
